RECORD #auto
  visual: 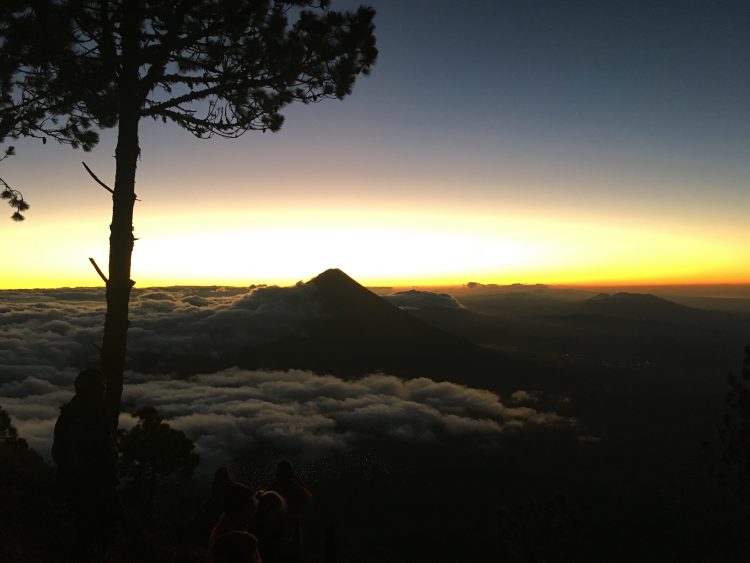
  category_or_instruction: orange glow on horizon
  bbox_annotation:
[6,271,750,292]
[4,199,750,290]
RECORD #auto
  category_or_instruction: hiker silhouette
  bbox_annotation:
[52,368,119,559]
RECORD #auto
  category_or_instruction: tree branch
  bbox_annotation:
[89,257,109,284]
[82,161,114,194]
[141,83,228,115]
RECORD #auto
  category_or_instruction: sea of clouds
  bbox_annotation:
[0,286,572,467]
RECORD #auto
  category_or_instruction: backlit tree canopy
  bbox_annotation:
[0,1,377,430]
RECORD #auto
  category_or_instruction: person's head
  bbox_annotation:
[255,490,287,522]
[215,466,232,483]
[222,482,255,524]
[74,369,105,401]
[276,459,293,482]
[212,466,234,498]
[213,531,262,563]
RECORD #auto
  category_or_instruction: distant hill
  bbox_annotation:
[570,292,712,324]
[397,287,750,375]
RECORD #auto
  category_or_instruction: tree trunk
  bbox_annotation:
[101,2,141,431]
[101,114,138,431]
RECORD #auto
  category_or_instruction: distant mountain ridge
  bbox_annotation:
[572,292,707,323]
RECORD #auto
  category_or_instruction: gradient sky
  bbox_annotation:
[2,0,749,289]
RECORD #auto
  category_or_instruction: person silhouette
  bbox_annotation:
[213,467,234,500]
[266,460,312,562]
[252,490,288,563]
[207,466,235,526]
[210,481,257,555]
[52,368,119,559]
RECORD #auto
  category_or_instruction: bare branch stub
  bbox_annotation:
[82,161,114,194]
[89,257,109,284]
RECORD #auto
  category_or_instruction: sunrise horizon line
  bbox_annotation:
[5,271,750,292]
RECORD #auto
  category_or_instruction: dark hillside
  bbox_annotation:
[572,292,719,324]
[239,269,506,383]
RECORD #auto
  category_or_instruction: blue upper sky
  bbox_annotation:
[3,0,750,287]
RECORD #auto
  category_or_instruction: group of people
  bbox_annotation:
[209,461,312,563]
[51,368,313,563]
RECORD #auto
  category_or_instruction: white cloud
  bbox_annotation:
[383,289,463,310]
[0,288,575,471]
[2,366,573,469]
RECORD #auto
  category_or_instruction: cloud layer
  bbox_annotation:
[1,287,572,469]
[383,289,464,310]
[3,368,572,468]
[0,285,320,377]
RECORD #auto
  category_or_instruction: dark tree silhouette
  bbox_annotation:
[118,406,199,518]
[0,404,52,489]
[0,406,62,562]
[0,1,377,430]
[0,146,30,221]
[0,404,22,444]
[721,346,750,512]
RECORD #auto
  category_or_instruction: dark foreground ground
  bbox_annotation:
[2,280,750,561]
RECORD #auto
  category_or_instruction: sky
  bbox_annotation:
[2,0,749,289]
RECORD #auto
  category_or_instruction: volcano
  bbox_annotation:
[248,268,497,379]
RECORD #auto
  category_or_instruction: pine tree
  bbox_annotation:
[118,407,199,519]
[0,1,377,429]
[0,146,30,221]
